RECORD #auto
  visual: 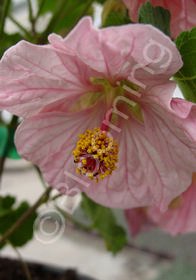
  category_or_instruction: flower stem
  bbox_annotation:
[0,187,52,247]
[49,193,63,202]
[0,0,11,35]
[27,0,33,22]
[34,164,47,189]
[8,15,33,40]
[35,0,46,20]
[56,205,92,231]
[27,0,36,36]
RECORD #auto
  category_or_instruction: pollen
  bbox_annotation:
[72,127,119,182]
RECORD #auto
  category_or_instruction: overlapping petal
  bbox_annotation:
[49,17,183,86]
[48,18,92,55]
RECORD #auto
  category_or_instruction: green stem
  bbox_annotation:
[27,0,33,21]
[27,0,36,35]
[49,193,63,202]
[8,15,33,40]
[0,0,11,35]
[35,0,46,20]
[34,164,47,188]
[0,187,52,247]
[6,240,32,280]
[0,1,4,21]
[56,206,92,231]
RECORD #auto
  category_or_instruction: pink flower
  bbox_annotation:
[125,173,196,236]
[0,17,196,211]
[123,0,196,38]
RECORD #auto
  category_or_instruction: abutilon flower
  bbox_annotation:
[0,17,196,211]
[125,173,196,236]
[123,0,196,38]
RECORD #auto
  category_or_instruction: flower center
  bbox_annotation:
[72,127,119,182]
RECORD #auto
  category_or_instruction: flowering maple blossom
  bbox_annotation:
[125,173,196,236]
[123,0,196,38]
[0,17,196,211]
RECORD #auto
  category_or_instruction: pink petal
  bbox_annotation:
[0,40,101,117]
[101,25,183,85]
[132,124,192,212]
[15,98,106,190]
[143,84,196,174]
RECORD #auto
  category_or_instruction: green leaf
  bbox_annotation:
[138,1,171,36]
[0,196,37,248]
[0,195,16,218]
[0,33,23,58]
[0,196,15,209]
[81,194,127,254]
[174,27,196,103]
[103,10,131,27]
[0,126,21,159]
[153,260,196,280]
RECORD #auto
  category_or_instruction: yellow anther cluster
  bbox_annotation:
[72,127,119,182]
